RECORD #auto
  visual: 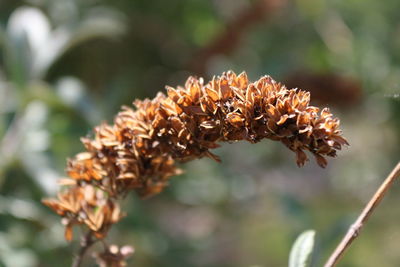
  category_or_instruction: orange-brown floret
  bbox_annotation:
[43,71,348,240]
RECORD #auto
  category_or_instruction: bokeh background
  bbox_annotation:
[0,0,399,266]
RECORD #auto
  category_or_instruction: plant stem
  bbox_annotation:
[0,113,24,172]
[188,0,287,76]
[72,231,96,267]
[324,161,400,267]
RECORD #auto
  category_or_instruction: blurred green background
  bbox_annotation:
[0,0,399,266]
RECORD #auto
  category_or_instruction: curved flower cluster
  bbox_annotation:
[44,184,123,241]
[44,71,348,243]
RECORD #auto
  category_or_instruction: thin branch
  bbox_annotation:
[72,231,96,267]
[324,161,400,267]
[188,0,287,76]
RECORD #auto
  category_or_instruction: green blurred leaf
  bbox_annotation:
[3,30,30,89]
[5,6,51,87]
[0,25,4,48]
[32,8,126,79]
[288,230,315,267]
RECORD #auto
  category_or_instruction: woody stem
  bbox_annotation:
[72,231,96,267]
[324,161,400,267]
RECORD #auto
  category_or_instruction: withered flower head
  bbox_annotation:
[93,245,134,267]
[43,184,123,241]
[43,71,348,247]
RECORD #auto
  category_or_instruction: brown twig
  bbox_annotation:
[324,161,400,267]
[72,231,96,267]
[188,0,287,76]
[283,71,362,108]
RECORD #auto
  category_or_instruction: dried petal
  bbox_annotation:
[44,71,348,247]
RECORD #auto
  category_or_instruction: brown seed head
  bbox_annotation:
[43,71,348,242]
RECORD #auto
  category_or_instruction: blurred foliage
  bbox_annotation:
[289,230,315,267]
[0,0,399,266]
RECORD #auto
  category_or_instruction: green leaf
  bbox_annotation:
[32,8,126,79]
[289,230,316,267]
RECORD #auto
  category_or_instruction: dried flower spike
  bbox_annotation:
[43,71,348,265]
[93,244,134,267]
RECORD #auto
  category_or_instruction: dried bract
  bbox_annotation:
[43,71,348,264]
[93,244,134,267]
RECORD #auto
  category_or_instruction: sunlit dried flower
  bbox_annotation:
[43,184,123,241]
[93,245,134,267]
[43,71,348,265]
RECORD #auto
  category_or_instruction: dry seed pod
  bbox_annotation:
[93,244,134,267]
[43,71,348,251]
